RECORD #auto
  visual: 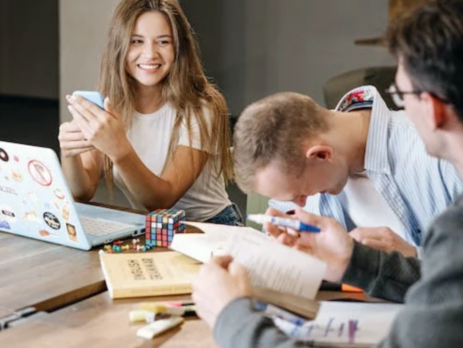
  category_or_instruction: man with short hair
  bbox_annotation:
[193,0,463,347]
[236,84,461,259]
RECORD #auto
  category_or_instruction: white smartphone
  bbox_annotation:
[72,91,105,109]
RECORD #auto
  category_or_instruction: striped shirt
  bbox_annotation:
[269,86,463,246]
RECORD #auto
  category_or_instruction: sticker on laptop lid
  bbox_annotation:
[1,205,17,223]
[39,229,51,237]
[0,185,18,196]
[11,168,23,183]
[54,188,65,200]
[22,211,38,222]
[66,223,79,242]
[43,212,61,230]
[62,202,71,222]
[0,148,9,162]
[0,220,11,230]
[28,160,53,187]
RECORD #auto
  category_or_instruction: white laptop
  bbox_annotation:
[0,141,145,250]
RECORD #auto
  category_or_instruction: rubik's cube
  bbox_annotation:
[145,209,186,247]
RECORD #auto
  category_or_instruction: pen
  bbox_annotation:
[247,214,321,233]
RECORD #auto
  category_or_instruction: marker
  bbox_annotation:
[247,214,321,233]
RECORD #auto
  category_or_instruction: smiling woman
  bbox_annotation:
[58,0,243,226]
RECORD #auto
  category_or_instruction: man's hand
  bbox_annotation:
[192,256,252,329]
[264,208,354,283]
[350,227,417,258]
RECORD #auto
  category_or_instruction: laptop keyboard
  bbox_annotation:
[80,217,135,236]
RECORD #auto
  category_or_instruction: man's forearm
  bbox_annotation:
[342,242,421,303]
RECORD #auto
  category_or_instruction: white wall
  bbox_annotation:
[59,0,120,123]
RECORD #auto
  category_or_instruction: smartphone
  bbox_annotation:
[72,91,105,109]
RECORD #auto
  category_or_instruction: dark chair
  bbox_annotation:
[323,66,398,110]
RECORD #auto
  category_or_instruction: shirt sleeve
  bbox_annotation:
[342,241,421,303]
[214,297,313,348]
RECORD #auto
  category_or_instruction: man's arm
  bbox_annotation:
[376,197,463,348]
[342,242,420,303]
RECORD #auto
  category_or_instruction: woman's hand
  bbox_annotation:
[66,95,133,162]
[58,119,94,158]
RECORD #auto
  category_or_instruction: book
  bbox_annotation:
[274,301,403,347]
[99,251,201,299]
[170,222,327,319]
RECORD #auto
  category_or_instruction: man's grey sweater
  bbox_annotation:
[214,194,463,347]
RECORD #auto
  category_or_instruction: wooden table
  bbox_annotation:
[0,289,378,348]
[0,232,104,319]
[0,203,381,346]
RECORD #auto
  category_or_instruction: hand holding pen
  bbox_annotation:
[247,213,321,235]
[261,208,355,283]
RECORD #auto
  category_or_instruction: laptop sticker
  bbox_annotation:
[66,223,79,242]
[39,229,51,237]
[28,160,53,187]
[11,168,23,182]
[62,202,71,222]
[0,185,18,196]
[1,205,16,222]
[22,211,38,222]
[54,188,65,200]
[43,212,61,230]
[0,148,9,162]
[0,220,11,230]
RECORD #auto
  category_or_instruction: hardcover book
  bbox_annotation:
[99,251,201,299]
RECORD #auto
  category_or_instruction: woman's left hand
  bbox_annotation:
[66,95,132,162]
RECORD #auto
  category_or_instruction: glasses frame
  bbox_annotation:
[385,83,422,108]
[385,83,451,109]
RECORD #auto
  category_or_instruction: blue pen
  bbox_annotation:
[247,214,321,233]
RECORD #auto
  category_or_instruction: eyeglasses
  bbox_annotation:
[385,83,451,109]
[385,83,422,108]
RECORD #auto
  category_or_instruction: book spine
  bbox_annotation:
[113,284,193,299]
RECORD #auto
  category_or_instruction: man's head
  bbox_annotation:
[387,0,463,158]
[233,92,352,207]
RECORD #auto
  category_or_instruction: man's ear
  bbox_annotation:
[305,145,333,162]
[421,92,447,129]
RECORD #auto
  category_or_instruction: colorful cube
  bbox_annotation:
[145,209,186,248]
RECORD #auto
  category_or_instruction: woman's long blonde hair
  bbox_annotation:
[98,0,232,198]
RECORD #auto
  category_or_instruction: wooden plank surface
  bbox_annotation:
[0,232,105,317]
[0,292,218,348]
[0,215,202,320]
[0,289,378,347]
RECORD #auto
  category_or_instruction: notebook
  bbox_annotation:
[0,141,145,250]
[273,301,403,347]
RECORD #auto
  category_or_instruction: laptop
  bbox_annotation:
[0,141,145,250]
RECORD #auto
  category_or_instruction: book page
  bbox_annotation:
[225,230,326,300]
[274,301,403,347]
[172,222,326,300]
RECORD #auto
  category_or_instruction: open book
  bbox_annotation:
[170,222,327,319]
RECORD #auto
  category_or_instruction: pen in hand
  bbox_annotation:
[247,214,321,233]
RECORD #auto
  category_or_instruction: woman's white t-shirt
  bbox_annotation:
[113,103,231,221]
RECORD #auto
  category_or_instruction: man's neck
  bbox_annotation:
[328,109,372,174]
[445,131,463,179]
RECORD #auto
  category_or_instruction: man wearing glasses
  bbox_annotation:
[193,1,463,346]
[261,82,461,260]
